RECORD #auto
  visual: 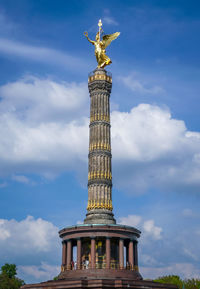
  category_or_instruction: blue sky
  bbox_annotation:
[0,0,200,284]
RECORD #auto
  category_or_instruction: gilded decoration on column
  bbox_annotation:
[85,66,115,224]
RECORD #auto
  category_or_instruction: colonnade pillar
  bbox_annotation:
[134,241,138,271]
[66,240,72,270]
[61,241,67,271]
[91,238,96,269]
[77,238,82,269]
[128,240,134,270]
[119,238,124,269]
[106,237,111,269]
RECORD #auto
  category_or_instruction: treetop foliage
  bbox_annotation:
[0,263,25,289]
[154,275,200,289]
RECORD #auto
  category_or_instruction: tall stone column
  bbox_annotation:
[77,238,82,270]
[91,238,96,269]
[66,240,72,270]
[84,68,116,225]
[106,237,111,269]
[119,238,124,269]
[134,241,139,271]
[128,240,134,270]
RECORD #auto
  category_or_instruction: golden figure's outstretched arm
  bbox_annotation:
[84,32,95,45]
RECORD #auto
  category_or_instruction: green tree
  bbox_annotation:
[154,275,200,289]
[184,278,200,289]
[154,275,183,289]
[0,263,25,289]
[1,263,17,278]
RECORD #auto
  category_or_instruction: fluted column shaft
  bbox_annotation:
[84,68,116,225]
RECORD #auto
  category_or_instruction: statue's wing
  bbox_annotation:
[102,32,120,48]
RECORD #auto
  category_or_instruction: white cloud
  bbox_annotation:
[0,76,89,177]
[118,214,162,240]
[111,104,200,193]
[0,76,200,194]
[0,11,86,70]
[118,215,142,227]
[143,220,162,240]
[118,213,200,280]
[119,73,165,95]
[0,38,86,70]
[103,16,118,26]
[0,216,61,283]
[12,175,30,184]
[0,76,88,123]
[183,248,198,261]
[112,103,183,162]
[0,220,10,240]
[77,220,83,225]
[102,9,118,26]
[19,262,60,280]
[141,263,200,280]
[0,216,59,253]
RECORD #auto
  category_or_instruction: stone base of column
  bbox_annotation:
[21,274,178,289]
[84,209,116,224]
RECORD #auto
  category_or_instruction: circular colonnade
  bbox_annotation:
[58,224,142,280]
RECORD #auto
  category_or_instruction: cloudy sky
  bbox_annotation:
[0,0,200,284]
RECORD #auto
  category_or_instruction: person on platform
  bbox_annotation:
[85,259,89,269]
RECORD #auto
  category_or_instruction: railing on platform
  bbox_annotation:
[68,261,134,271]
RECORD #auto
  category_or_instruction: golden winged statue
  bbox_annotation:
[84,19,120,68]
